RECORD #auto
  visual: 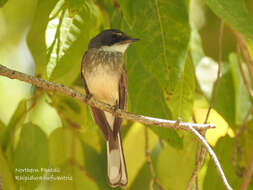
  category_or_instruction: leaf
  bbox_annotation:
[168,57,195,121]
[27,0,59,77]
[1,99,27,151]
[13,123,48,189]
[28,93,61,136]
[213,64,236,127]
[82,142,112,190]
[156,132,196,189]
[229,53,252,125]
[129,142,162,190]
[65,0,85,16]
[213,53,252,127]
[126,51,181,143]
[190,26,205,67]
[0,147,16,190]
[123,123,158,187]
[50,93,95,128]
[195,57,218,99]
[49,0,103,85]
[49,127,84,167]
[119,0,190,92]
[203,136,241,189]
[128,162,151,190]
[50,162,99,190]
[0,0,7,7]
[203,0,253,40]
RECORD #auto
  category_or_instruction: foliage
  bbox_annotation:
[0,0,253,189]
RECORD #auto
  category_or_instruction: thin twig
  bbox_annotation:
[186,130,206,190]
[0,64,234,189]
[236,42,253,99]
[233,105,253,176]
[145,127,166,190]
[204,20,224,123]
[0,64,214,131]
[186,20,225,190]
[233,31,253,86]
[186,125,232,190]
[240,147,253,190]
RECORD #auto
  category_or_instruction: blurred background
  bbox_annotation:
[0,0,253,189]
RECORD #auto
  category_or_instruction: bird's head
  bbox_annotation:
[88,29,139,53]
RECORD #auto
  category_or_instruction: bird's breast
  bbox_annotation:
[83,50,124,105]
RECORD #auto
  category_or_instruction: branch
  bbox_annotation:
[187,20,225,190]
[240,147,253,190]
[186,125,232,190]
[144,127,166,190]
[204,20,224,123]
[0,64,214,131]
[0,64,233,189]
[186,130,206,190]
[236,40,253,99]
[233,31,253,86]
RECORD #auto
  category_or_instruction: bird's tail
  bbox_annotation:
[106,132,128,187]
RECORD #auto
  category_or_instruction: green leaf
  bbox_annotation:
[27,0,59,77]
[129,142,162,190]
[168,57,195,121]
[1,99,27,151]
[28,93,61,136]
[13,123,48,189]
[50,162,99,190]
[0,0,7,7]
[126,51,181,143]
[119,0,190,92]
[82,142,112,190]
[213,64,236,126]
[0,147,16,190]
[123,124,158,187]
[203,0,253,40]
[156,132,196,189]
[190,26,218,99]
[213,53,252,127]
[49,0,103,85]
[128,162,151,190]
[190,26,205,67]
[203,136,241,189]
[229,53,252,125]
[49,127,84,167]
[65,0,85,16]
[50,93,95,128]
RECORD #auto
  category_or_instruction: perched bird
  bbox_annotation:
[81,29,139,187]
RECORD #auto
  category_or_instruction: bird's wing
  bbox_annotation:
[81,51,109,140]
[113,66,128,137]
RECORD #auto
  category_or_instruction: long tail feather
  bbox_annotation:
[107,133,128,187]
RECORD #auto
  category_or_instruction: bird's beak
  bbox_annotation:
[129,38,140,42]
[120,37,140,44]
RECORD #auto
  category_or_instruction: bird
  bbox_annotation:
[81,29,139,187]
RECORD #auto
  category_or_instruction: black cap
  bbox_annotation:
[88,29,139,49]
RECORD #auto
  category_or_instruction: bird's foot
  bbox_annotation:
[85,93,93,102]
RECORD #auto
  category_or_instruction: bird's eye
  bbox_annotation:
[112,32,122,37]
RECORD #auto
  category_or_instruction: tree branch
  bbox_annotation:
[240,147,253,190]
[0,64,233,189]
[144,127,166,190]
[233,31,253,86]
[186,20,225,190]
[0,64,214,131]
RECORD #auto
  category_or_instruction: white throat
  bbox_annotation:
[101,43,130,53]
